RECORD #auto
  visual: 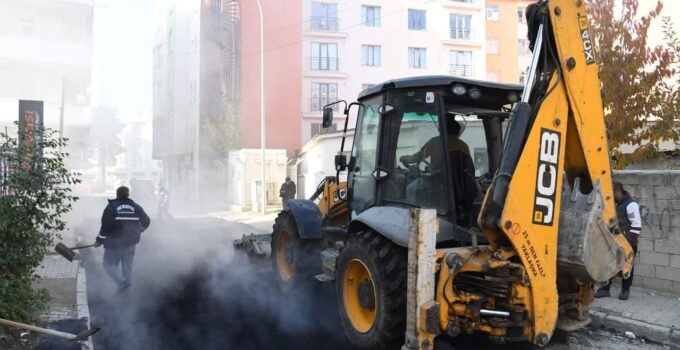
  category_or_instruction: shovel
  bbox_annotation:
[55,243,97,262]
[0,317,100,341]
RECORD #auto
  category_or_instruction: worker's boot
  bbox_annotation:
[618,289,630,300]
[594,287,611,298]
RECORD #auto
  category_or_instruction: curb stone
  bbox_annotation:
[76,266,94,350]
[589,308,679,349]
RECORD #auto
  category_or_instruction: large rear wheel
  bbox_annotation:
[271,211,322,292]
[336,229,407,349]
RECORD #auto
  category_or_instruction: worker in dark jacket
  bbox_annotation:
[595,181,641,300]
[280,177,296,210]
[95,186,151,292]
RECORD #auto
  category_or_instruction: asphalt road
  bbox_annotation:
[80,217,667,350]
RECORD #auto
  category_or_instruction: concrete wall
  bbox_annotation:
[614,170,680,295]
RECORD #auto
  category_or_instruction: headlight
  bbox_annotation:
[452,84,467,96]
[468,88,482,99]
[508,93,519,103]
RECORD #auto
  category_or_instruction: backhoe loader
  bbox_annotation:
[234,0,634,348]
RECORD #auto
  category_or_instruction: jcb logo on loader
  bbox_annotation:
[579,16,595,65]
[533,129,561,226]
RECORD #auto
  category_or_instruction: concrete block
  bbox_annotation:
[636,185,655,200]
[672,215,680,229]
[638,237,654,251]
[671,172,680,186]
[643,277,674,293]
[654,239,680,254]
[639,251,670,266]
[669,199,680,211]
[654,186,675,200]
[671,255,680,268]
[613,171,641,185]
[674,281,680,295]
[656,266,680,281]
[645,172,671,186]
[635,262,656,277]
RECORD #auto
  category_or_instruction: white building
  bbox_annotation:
[300,0,487,144]
[0,0,94,168]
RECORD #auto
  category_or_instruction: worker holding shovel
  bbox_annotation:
[95,186,151,293]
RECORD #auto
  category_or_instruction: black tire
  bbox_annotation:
[336,229,407,350]
[271,210,322,292]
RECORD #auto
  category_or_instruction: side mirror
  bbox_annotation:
[322,107,334,128]
[335,154,347,172]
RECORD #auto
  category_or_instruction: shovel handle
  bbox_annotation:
[0,317,77,340]
[71,244,97,250]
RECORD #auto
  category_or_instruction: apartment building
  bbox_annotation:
[0,0,94,168]
[152,0,241,200]
[484,0,534,84]
[300,0,488,143]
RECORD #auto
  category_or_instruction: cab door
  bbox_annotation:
[349,95,383,216]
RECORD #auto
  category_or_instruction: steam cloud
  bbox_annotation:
[79,216,348,350]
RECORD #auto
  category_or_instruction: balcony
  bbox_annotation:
[450,64,475,78]
[450,28,474,41]
[309,17,339,32]
[444,0,481,10]
[310,57,339,72]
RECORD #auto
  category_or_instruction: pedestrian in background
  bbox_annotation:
[595,181,641,300]
[279,177,296,210]
[95,186,151,293]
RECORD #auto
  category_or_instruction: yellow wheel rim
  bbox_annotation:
[275,230,294,281]
[342,259,377,333]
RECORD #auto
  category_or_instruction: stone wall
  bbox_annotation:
[614,170,680,294]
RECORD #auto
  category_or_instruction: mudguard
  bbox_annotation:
[349,206,467,247]
[287,199,323,240]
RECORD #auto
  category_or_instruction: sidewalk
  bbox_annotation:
[31,254,93,350]
[590,282,680,348]
[211,210,278,234]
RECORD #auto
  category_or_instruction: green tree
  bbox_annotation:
[203,101,241,157]
[588,0,678,168]
[88,106,122,190]
[0,125,80,322]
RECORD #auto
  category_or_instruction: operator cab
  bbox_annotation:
[327,75,522,245]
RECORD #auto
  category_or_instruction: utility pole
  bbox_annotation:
[256,0,266,214]
[58,77,65,144]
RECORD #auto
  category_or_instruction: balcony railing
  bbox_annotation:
[310,17,339,32]
[450,64,475,78]
[450,28,474,41]
[311,98,340,112]
[450,0,476,3]
[310,57,339,71]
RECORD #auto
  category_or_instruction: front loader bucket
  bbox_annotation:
[557,178,626,283]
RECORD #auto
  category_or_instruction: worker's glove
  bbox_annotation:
[95,236,104,247]
[94,242,102,248]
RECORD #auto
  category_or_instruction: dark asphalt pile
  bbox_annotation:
[80,217,349,350]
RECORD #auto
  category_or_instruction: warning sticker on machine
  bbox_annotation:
[578,16,595,65]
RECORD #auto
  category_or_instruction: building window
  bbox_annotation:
[408,9,426,30]
[361,45,381,67]
[450,14,472,40]
[450,50,474,77]
[451,0,475,3]
[311,122,337,139]
[311,83,338,111]
[517,7,526,24]
[486,70,501,82]
[408,48,427,69]
[486,38,500,55]
[518,39,531,55]
[311,2,338,31]
[486,4,500,21]
[311,42,338,71]
[362,6,381,27]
